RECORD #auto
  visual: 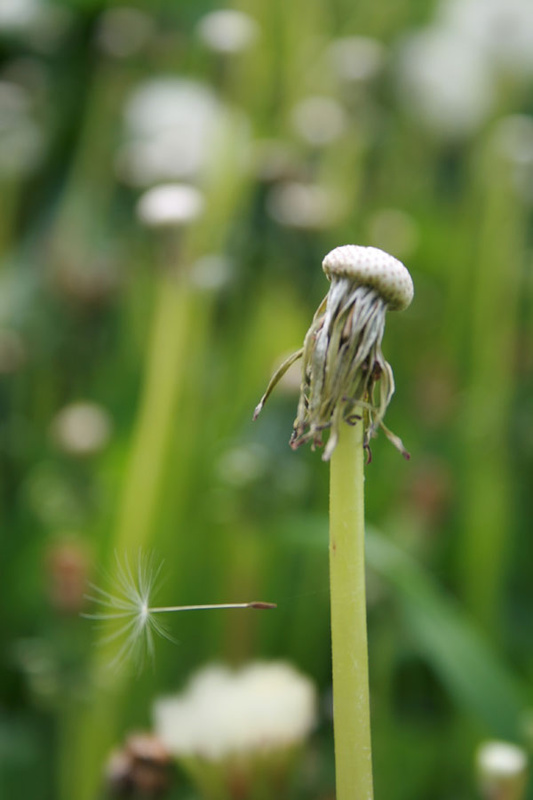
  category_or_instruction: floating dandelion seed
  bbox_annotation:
[83,554,276,670]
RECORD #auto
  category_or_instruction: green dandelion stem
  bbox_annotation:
[329,420,373,800]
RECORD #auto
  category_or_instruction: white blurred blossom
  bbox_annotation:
[154,662,317,761]
[476,740,528,800]
[367,208,419,260]
[0,0,41,31]
[267,181,343,229]
[439,0,533,78]
[0,80,44,177]
[396,26,494,138]
[117,79,223,187]
[50,402,112,457]
[215,443,269,488]
[327,36,386,84]
[0,329,26,373]
[136,184,205,229]
[290,96,347,147]
[188,254,233,292]
[96,7,155,58]
[251,139,300,183]
[197,9,259,55]
[491,115,533,203]
[0,0,72,51]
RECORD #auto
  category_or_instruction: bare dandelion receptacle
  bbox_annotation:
[254,244,413,460]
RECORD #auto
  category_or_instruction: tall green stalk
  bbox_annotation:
[255,245,413,800]
[329,421,373,800]
[459,128,525,632]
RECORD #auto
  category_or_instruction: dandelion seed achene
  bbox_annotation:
[83,553,276,670]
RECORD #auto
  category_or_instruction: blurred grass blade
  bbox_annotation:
[366,529,525,739]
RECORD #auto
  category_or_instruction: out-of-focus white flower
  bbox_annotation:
[439,0,533,78]
[117,79,223,187]
[0,329,26,373]
[0,80,44,177]
[290,96,347,147]
[476,740,528,800]
[0,0,41,31]
[0,0,72,51]
[154,662,317,761]
[197,9,259,55]
[215,443,269,488]
[136,184,205,229]
[95,7,154,58]
[327,36,386,84]
[50,402,112,457]
[492,115,533,164]
[396,26,494,139]
[188,254,233,292]
[367,208,419,260]
[266,181,343,230]
[251,139,300,183]
[490,115,533,203]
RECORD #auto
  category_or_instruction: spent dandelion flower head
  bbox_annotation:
[105,732,172,798]
[254,245,413,460]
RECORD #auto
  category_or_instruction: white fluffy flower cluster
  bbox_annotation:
[153,662,317,761]
[396,27,494,139]
[396,0,533,139]
[0,81,44,177]
[476,740,528,800]
[439,0,533,78]
[116,79,223,187]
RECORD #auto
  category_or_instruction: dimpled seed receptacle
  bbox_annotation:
[322,245,414,311]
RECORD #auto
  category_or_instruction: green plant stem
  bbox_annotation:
[64,274,198,800]
[329,421,373,800]
[113,273,195,554]
[459,134,524,633]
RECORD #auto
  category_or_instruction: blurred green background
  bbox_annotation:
[1,0,533,798]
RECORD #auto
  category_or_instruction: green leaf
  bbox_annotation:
[366,528,526,739]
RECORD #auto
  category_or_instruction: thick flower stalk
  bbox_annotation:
[254,245,413,461]
[255,244,413,800]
